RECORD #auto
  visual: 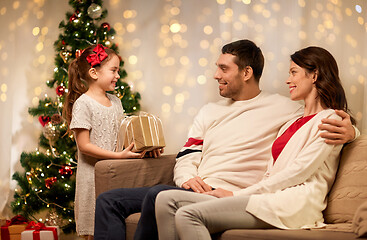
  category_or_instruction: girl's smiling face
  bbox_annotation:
[95,55,120,92]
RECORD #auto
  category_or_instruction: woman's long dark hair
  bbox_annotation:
[291,46,355,124]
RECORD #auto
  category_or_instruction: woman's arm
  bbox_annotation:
[74,128,145,159]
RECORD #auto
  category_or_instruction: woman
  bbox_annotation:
[155,46,356,240]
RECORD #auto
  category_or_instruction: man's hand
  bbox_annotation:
[182,176,212,193]
[319,110,355,145]
[145,148,164,158]
[204,188,233,198]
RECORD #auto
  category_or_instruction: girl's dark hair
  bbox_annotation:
[63,45,117,129]
[222,39,264,82]
[291,46,355,124]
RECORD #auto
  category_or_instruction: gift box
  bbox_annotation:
[1,215,28,240]
[21,222,59,240]
[117,112,165,152]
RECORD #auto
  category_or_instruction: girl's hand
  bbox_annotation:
[203,188,233,198]
[145,148,164,158]
[121,143,146,159]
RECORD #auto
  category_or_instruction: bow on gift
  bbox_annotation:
[1,215,29,240]
[86,44,108,67]
[4,215,28,226]
[25,221,58,240]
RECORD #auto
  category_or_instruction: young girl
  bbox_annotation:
[63,44,145,239]
[155,46,357,239]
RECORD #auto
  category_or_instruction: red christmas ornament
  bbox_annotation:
[56,85,65,96]
[59,166,73,177]
[38,116,51,127]
[69,13,77,23]
[101,22,111,31]
[62,40,66,45]
[45,177,57,189]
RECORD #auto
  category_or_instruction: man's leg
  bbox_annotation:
[94,187,151,240]
[134,185,190,240]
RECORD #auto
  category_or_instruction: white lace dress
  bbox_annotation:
[70,93,124,236]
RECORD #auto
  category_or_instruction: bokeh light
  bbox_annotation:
[355,5,362,13]
[170,23,181,33]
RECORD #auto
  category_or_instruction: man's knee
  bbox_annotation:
[96,191,113,207]
[97,188,150,219]
[145,184,175,201]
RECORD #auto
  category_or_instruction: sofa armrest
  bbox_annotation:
[95,154,176,197]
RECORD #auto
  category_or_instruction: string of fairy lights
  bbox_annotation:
[13,78,80,222]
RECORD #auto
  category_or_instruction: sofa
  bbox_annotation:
[95,135,367,240]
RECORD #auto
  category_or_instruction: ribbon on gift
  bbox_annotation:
[25,221,58,240]
[140,112,163,147]
[1,215,28,240]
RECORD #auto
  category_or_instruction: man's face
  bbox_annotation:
[214,54,245,100]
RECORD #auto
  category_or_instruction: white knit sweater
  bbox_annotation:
[236,109,343,229]
[174,91,303,191]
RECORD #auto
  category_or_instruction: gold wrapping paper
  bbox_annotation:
[116,112,165,152]
[1,224,27,240]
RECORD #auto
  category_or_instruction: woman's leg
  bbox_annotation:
[156,190,216,240]
[176,194,275,240]
[156,190,275,240]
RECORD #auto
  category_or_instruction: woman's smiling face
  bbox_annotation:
[286,61,316,101]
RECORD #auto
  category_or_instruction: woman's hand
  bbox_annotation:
[203,188,234,198]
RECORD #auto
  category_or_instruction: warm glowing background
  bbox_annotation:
[0,0,366,217]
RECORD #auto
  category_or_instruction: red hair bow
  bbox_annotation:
[86,44,108,67]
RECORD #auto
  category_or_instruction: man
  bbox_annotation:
[94,39,357,240]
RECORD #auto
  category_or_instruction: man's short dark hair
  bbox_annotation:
[222,39,264,82]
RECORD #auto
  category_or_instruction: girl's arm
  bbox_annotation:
[74,128,146,159]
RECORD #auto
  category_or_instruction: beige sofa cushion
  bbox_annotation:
[95,155,176,197]
[324,135,367,224]
[352,200,367,237]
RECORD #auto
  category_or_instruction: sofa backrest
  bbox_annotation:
[324,135,367,224]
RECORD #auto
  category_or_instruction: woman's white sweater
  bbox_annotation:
[236,109,343,229]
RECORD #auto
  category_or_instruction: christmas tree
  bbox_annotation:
[11,0,140,233]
